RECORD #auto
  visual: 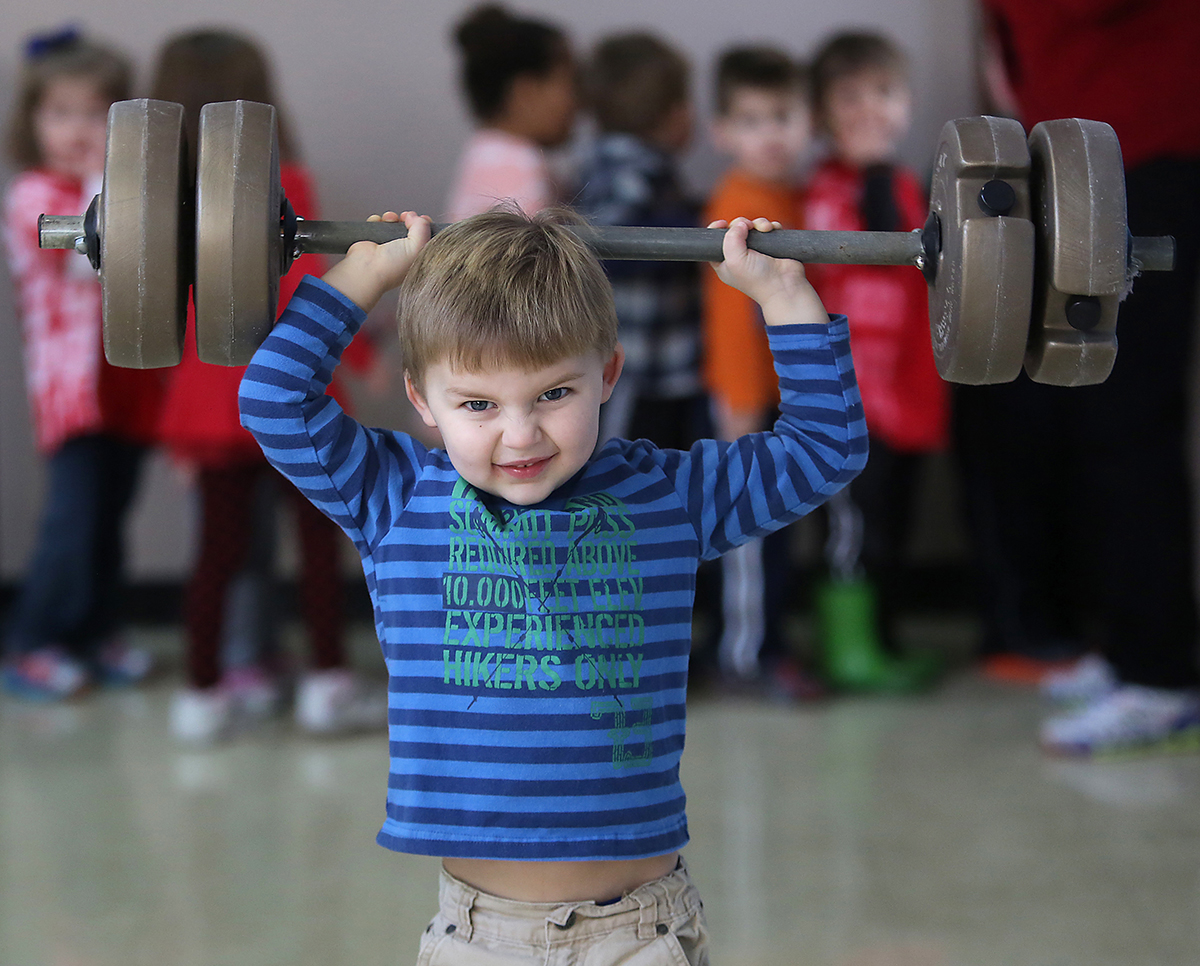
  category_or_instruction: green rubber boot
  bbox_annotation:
[816,578,941,693]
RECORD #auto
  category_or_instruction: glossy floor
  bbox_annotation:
[2,627,1198,966]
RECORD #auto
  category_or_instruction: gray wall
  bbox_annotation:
[0,0,980,580]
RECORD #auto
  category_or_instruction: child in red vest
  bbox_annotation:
[801,32,947,691]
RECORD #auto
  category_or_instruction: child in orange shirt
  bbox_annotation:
[701,47,815,694]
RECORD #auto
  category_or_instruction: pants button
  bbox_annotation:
[656,924,669,936]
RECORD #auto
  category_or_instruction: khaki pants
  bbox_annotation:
[416,860,709,966]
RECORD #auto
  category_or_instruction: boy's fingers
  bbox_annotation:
[722,218,751,262]
[707,219,729,230]
[402,212,433,243]
[751,216,775,232]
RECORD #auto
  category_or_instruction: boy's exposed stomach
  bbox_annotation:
[443,853,680,902]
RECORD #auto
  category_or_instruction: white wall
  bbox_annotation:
[0,0,980,579]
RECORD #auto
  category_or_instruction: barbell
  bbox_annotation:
[38,99,1174,385]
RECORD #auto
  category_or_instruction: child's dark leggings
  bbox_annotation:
[5,434,145,658]
[185,461,345,689]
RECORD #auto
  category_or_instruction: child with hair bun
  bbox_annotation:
[2,28,163,699]
[446,3,577,220]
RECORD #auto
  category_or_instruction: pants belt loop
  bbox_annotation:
[636,890,658,941]
[456,886,478,942]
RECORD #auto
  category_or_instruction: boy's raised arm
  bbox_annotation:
[238,211,434,553]
[651,217,867,558]
[708,216,829,327]
[321,210,432,311]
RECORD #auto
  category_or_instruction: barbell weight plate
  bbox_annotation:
[927,116,1035,384]
[1023,119,1125,386]
[100,99,189,368]
[194,100,281,366]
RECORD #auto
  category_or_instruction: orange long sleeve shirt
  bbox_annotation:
[701,169,801,418]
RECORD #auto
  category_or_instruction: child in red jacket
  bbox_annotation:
[150,30,386,743]
[801,32,947,691]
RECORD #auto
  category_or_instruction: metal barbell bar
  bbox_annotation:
[38,214,1176,271]
[37,99,1175,385]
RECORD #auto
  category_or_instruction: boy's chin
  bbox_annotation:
[467,469,561,506]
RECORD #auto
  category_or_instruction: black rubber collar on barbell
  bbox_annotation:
[281,196,298,276]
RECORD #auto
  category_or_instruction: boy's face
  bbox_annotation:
[822,67,911,167]
[713,87,810,183]
[406,348,624,505]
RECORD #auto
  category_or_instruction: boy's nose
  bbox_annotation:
[501,414,542,448]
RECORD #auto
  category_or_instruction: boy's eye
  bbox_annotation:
[464,400,493,412]
[540,387,569,402]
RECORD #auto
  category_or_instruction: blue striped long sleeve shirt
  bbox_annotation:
[239,276,867,860]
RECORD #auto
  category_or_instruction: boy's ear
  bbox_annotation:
[404,372,439,429]
[600,345,625,404]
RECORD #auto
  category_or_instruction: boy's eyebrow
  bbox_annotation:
[443,369,589,398]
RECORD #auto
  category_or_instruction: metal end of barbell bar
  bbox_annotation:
[38,214,87,251]
[1128,235,1175,274]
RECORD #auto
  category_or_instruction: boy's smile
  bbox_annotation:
[406,348,624,505]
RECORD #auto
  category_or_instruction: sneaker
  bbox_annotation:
[1041,653,1117,705]
[2,648,89,701]
[295,669,387,736]
[221,666,285,720]
[170,687,234,746]
[94,639,153,687]
[1041,685,1200,758]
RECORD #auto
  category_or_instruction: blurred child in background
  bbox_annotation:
[2,29,162,699]
[702,45,816,696]
[574,32,721,651]
[575,32,706,449]
[802,31,946,692]
[446,4,577,220]
[150,29,384,744]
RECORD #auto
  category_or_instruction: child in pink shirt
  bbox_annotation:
[445,4,577,220]
[2,30,163,699]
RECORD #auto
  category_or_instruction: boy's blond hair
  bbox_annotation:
[398,208,619,388]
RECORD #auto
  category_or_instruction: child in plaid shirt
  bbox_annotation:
[574,32,706,450]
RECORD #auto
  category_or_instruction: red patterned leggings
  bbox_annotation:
[185,462,345,688]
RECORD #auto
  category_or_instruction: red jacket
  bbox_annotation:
[984,0,1200,171]
[157,164,375,466]
[802,159,948,452]
[4,170,165,453]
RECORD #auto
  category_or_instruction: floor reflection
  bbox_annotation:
[2,626,1198,966]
